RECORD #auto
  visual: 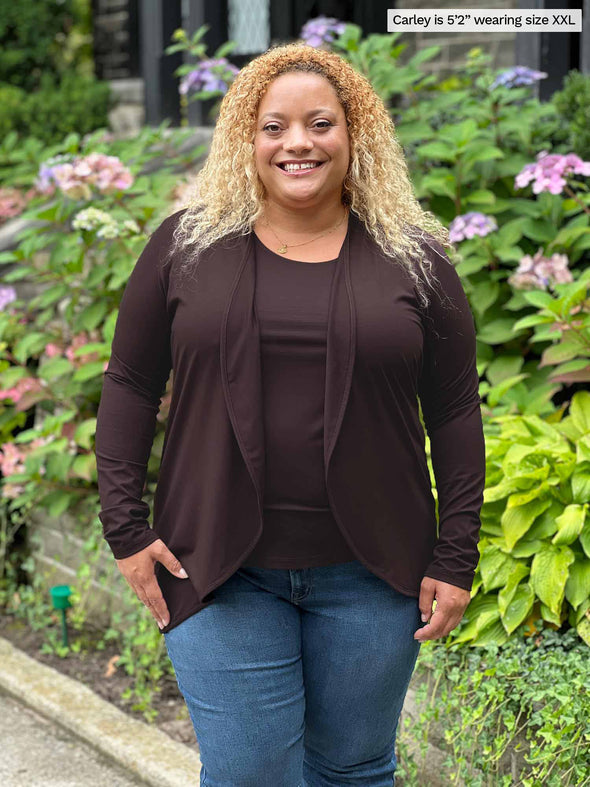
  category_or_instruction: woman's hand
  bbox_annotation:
[414,576,471,642]
[115,539,189,629]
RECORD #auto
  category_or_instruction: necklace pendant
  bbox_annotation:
[277,244,288,254]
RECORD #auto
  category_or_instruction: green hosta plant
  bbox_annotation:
[446,389,590,648]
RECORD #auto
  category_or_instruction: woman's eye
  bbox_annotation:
[262,121,332,133]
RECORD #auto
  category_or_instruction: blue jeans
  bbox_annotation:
[164,559,422,786]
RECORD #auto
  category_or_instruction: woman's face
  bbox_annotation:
[254,72,350,210]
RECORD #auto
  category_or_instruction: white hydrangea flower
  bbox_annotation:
[72,207,116,232]
[122,219,141,235]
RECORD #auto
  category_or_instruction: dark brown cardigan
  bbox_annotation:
[95,208,486,634]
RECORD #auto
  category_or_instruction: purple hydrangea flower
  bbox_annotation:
[300,16,346,48]
[179,58,240,96]
[0,285,17,311]
[35,154,73,193]
[449,212,498,243]
[515,151,590,195]
[491,66,548,90]
[508,248,573,290]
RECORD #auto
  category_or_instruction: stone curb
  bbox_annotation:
[0,636,202,787]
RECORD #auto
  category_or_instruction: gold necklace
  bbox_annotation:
[263,208,348,254]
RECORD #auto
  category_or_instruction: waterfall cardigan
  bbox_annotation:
[95,207,486,634]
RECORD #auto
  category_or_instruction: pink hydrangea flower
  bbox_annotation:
[36,153,134,199]
[509,247,573,290]
[515,151,590,195]
[0,376,44,405]
[44,343,64,358]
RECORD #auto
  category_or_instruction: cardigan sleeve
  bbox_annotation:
[416,236,486,592]
[94,212,179,560]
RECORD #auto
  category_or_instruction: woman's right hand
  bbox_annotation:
[115,539,189,629]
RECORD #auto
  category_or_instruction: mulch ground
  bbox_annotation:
[0,610,197,748]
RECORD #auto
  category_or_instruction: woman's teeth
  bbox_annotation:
[280,162,321,172]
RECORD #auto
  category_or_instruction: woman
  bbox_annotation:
[95,42,486,786]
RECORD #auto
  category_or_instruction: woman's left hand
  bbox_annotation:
[413,576,472,642]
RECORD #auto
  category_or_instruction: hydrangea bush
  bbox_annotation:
[0,124,205,526]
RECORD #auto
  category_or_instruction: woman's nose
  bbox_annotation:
[283,125,313,152]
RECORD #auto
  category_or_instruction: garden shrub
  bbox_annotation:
[0,0,78,92]
[551,70,590,160]
[398,625,590,785]
[0,71,115,147]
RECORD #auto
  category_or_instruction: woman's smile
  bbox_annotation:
[254,71,350,211]
[275,160,326,176]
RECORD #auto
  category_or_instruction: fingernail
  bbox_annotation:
[158,621,163,629]
[421,613,428,622]
[179,568,188,578]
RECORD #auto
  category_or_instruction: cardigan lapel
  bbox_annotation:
[219,230,266,508]
[220,211,360,510]
[324,211,358,474]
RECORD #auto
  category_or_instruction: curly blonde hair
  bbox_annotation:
[168,42,451,308]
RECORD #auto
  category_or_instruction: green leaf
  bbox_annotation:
[13,332,49,364]
[565,559,590,608]
[454,256,489,276]
[33,283,70,309]
[541,339,586,366]
[520,218,557,244]
[512,313,555,332]
[570,390,590,434]
[510,538,544,558]
[71,453,96,482]
[571,461,590,505]
[45,452,74,482]
[75,300,109,333]
[419,169,456,199]
[74,418,97,449]
[72,362,107,382]
[540,601,562,626]
[530,544,576,616]
[37,357,73,382]
[552,504,587,545]
[2,266,35,282]
[501,496,552,550]
[501,582,535,634]
[521,290,557,309]
[486,355,524,386]
[461,145,504,168]
[479,544,519,592]
[451,598,501,645]
[486,374,529,407]
[477,318,521,345]
[470,280,500,315]
[39,490,75,518]
[416,141,456,162]
[551,224,590,247]
[470,618,510,646]
[463,189,496,207]
[497,562,530,615]
[576,610,590,645]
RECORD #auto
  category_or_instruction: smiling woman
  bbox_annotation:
[95,40,485,787]
[252,70,351,260]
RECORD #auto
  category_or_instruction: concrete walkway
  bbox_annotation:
[0,689,146,787]
[0,636,202,787]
